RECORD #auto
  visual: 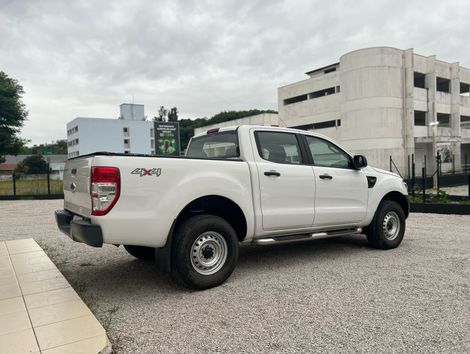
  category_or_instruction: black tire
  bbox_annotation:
[124,245,156,261]
[171,215,239,290]
[365,200,405,249]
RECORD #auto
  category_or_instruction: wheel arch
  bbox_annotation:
[156,194,249,272]
[381,191,409,218]
[175,195,248,242]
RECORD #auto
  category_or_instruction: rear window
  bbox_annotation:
[186,131,239,159]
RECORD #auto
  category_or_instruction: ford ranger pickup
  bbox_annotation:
[55,125,409,289]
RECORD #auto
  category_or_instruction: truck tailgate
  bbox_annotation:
[63,157,92,217]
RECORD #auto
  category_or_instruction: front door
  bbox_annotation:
[254,130,316,231]
[303,135,368,227]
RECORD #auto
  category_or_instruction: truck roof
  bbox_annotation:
[192,125,330,140]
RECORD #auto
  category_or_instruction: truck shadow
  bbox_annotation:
[68,234,372,295]
[238,235,371,269]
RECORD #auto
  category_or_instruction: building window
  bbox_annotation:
[336,86,340,93]
[437,113,450,127]
[151,140,155,149]
[324,67,336,74]
[460,82,470,96]
[414,111,426,126]
[414,72,426,88]
[284,94,308,105]
[151,150,155,155]
[436,77,450,93]
[124,150,130,154]
[309,87,335,99]
[292,119,338,130]
[67,127,78,136]
[461,115,470,129]
[124,139,130,148]
[150,128,154,137]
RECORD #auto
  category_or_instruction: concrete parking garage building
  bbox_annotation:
[278,47,470,176]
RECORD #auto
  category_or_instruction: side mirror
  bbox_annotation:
[353,155,368,169]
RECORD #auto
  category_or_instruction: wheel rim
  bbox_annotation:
[383,211,400,240]
[190,232,228,275]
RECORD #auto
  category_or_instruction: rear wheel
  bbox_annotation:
[124,245,155,261]
[365,200,405,249]
[171,215,239,290]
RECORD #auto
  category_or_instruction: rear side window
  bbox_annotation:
[186,131,239,158]
[255,131,302,164]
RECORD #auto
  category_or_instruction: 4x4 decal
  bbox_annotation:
[131,168,162,177]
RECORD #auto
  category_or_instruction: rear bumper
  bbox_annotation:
[55,210,103,247]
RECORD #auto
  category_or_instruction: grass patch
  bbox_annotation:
[411,190,470,204]
[0,178,63,196]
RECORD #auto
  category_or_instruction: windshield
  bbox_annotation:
[186,131,239,159]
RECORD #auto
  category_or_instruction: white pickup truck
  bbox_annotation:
[56,125,409,289]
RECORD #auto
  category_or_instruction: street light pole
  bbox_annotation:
[429,121,439,188]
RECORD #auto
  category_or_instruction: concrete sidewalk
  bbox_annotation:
[0,239,109,354]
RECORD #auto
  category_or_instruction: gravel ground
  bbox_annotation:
[1,200,469,353]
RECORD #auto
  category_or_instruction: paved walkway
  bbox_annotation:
[0,239,108,354]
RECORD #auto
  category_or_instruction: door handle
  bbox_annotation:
[319,174,333,180]
[264,171,281,177]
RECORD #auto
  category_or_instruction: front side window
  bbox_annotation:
[255,131,302,164]
[305,136,351,169]
[186,131,239,159]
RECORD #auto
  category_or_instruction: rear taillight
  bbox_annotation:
[91,167,120,216]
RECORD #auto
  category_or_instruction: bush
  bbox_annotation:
[15,155,49,174]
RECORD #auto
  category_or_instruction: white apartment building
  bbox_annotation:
[278,47,470,176]
[67,104,155,158]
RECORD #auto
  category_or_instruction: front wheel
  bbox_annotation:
[171,215,239,290]
[365,200,405,249]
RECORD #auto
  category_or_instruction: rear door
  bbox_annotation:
[253,130,315,231]
[303,135,367,227]
[63,157,92,217]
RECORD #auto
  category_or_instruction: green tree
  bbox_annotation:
[179,117,208,150]
[168,107,178,122]
[209,109,277,124]
[15,155,49,174]
[0,71,28,162]
[23,139,68,155]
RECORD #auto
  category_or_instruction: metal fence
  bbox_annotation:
[0,171,64,197]
[390,153,470,201]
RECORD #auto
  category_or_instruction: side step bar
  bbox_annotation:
[253,228,362,245]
